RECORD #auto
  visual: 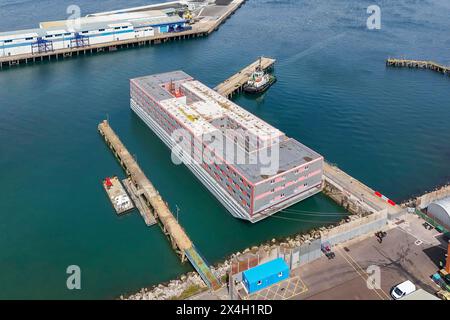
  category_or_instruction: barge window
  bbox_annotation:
[99,29,105,32]
[25,37,33,40]
[64,33,71,36]
[4,40,12,43]
[82,31,88,34]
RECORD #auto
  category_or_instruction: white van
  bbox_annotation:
[391,280,416,299]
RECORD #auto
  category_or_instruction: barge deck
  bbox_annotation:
[102,176,134,215]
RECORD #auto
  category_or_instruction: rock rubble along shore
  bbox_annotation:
[123,218,345,300]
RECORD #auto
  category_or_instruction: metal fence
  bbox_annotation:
[229,210,390,290]
[321,211,388,246]
[230,247,279,275]
[281,239,322,269]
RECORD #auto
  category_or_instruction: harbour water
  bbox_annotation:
[0,0,449,299]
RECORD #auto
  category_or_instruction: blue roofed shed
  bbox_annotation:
[242,258,290,294]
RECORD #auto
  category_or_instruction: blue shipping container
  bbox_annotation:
[242,258,290,294]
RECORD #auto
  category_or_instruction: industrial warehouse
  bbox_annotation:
[0,8,188,57]
[130,71,324,222]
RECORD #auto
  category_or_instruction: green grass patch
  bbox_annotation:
[221,274,228,283]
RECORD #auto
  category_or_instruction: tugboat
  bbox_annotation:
[243,58,276,94]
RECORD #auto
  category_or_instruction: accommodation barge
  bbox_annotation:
[130,71,324,223]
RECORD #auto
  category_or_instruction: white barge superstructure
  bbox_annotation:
[130,71,324,223]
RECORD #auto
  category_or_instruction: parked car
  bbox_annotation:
[391,280,416,299]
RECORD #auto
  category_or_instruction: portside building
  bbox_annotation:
[0,10,187,58]
[130,71,323,223]
[428,197,450,231]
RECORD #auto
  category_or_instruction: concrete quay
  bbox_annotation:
[323,162,403,216]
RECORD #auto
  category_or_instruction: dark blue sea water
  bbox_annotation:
[0,0,449,299]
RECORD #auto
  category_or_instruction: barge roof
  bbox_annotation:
[131,71,323,183]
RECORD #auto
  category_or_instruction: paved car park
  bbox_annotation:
[291,215,445,300]
[189,214,447,300]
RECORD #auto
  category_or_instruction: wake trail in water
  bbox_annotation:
[279,32,347,68]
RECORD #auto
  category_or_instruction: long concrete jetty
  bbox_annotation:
[0,0,246,70]
[386,58,450,76]
[98,120,221,290]
[215,56,276,98]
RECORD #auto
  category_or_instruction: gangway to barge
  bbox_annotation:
[185,247,221,290]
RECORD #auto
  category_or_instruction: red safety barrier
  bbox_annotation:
[375,191,396,206]
[387,199,396,206]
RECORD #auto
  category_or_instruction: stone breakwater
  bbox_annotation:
[121,217,347,300]
[122,271,208,301]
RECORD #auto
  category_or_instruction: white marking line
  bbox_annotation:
[397,225,433,246]
[249,276,306,300]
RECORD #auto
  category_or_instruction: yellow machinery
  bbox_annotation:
[437,290,450,300]
[183,9,194,24]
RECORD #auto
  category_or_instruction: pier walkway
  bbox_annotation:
[98,120,221,290]
[215,57,276,98]
[0,0,246,70]
[386,58,450,75]
[122,177,157,226]
[323,162,403,215]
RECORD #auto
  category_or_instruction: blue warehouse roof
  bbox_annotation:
[243,258,289,283]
